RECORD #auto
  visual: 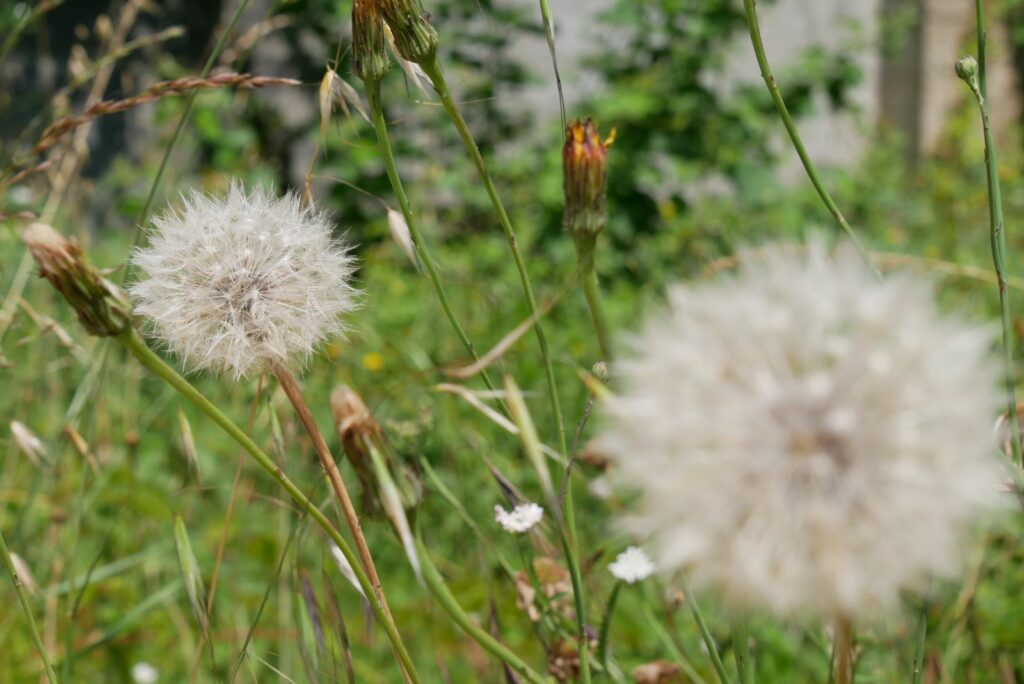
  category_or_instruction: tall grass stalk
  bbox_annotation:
[115,328,422,683]
[958,1,1024,466]
[732,619,754,684]
[739,0,877,278]
[416,539,548,684]
[912,606,927,684]
[363,77,497,394]
[682,577,732,684]
[0,528,58,684]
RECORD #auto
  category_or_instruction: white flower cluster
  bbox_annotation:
[609,546,655,584]
[495,502,544,534]
[131,183,358,378]
[599,241,1005,619]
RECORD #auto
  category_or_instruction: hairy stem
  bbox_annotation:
[417,539,547,684]
[740,0,876,277]
[363,77,497,394]
[0,527,58,683]
[117,329,421,683]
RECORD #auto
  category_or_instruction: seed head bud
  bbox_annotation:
[563,118,614,240]
[352,0,391,83]
[955,56,979,83]
[23,223,131,337]
[379,0,439,65]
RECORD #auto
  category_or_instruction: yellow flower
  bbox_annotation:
[362,352,384,371]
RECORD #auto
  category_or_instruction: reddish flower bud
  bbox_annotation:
[562,118,614,239]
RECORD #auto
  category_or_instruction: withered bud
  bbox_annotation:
[379,0,439,65]
[331,385,384,510]
[563,118,614,240]
[23,223,131,337]
[352,0,391,83]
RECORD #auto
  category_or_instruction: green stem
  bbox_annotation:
[740,0,877,277]
[596,581,622,669]
[732,619,754,684]
[420,55,568,459]
[682,579,732,684]
[639,593,707,684]
[363,76,498,395]
[417,540,547,684]
[963,27,1023,466]
[116,328,422,684]
[574,237,613,362]
[912,605,927,684]
[421,54,588,681]
[0,527,58,683]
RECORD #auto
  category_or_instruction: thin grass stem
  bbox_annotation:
[740,0,877,277]
[417,539,547,684]
[0,527,58,683]
[116,328,422,683]
[596,581,621,669]
[912,605,927,684]
[732,618,754,684]
[681,578,732,684]
[363,77,498,395]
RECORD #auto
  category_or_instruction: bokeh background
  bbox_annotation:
[3,1,1024,682]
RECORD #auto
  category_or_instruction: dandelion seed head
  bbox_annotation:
[495,502,544,534]
[609,546,655,584]
[599,240,1006,619]
[130,183,358,378]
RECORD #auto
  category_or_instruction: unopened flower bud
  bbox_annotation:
[563,118,614,240]
[23,223,131,337]
[955,56,978,83]
[379,0,439,65]
[352,0,391,83]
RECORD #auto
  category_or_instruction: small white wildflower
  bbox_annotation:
[599,240,1005,620]
[609,546,655,584]
[10,421,48,467]
[131,183,358,378]
[131,662,159,684]
[330,542,366,598]
[494,502,544,534]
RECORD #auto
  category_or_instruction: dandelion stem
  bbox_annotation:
[732,619,754,684]
[0,527,58,684]
[682,578,732,684]
[596,581,622,669]
[740,0,877,277]
[831,616,854,684]
[575,237,613,362]
[963,0,1023,467]
[417,539,547,684]
[363,77,498,394]
[116,329,422,683]
[912,605,927,684]
[271,363,414,684]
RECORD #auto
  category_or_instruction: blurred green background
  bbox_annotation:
[2,0,1024,681]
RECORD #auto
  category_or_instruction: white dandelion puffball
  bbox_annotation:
[131,183,358,378]
[599,240,1006,620]
[609,546,655,584]
[495,502,544,533]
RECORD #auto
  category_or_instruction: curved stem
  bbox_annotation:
[596,581,621,669]
[363,77,498,395]
[967,0,1023,467]
[0,528,58,683]
[682,578,732,684]
[270,363,413,684]
[420,55,568,459]
[116,329,422,684]
[740,0,877,277]
[417,540,548,684]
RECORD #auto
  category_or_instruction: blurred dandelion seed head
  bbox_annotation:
[599,240,1006,619]
[130,182,358,378]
